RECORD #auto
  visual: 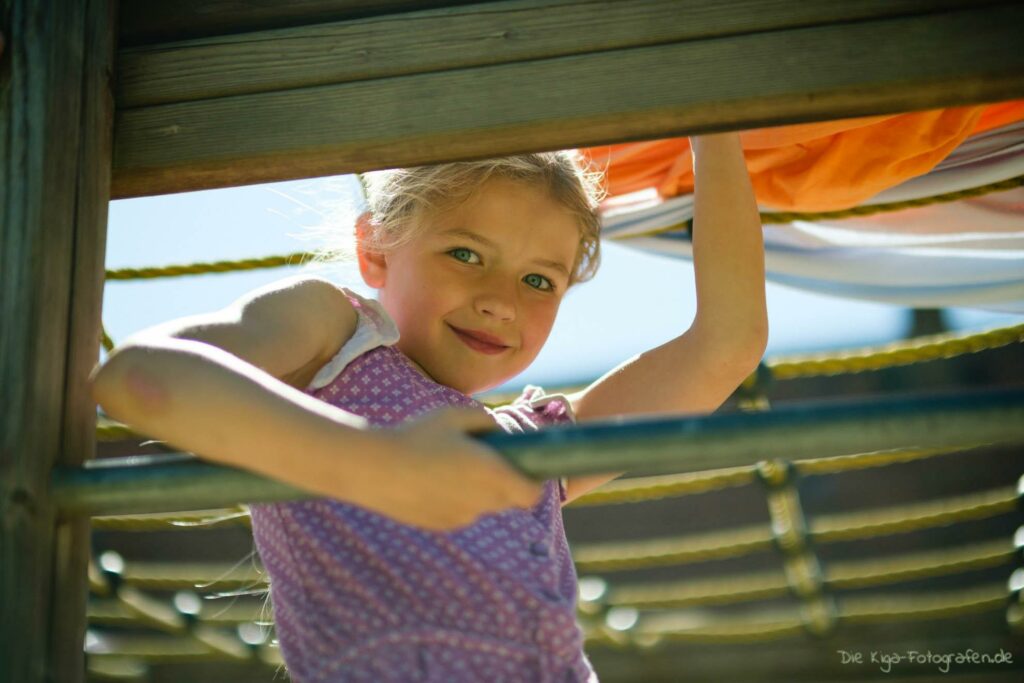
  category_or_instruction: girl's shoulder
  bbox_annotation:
[306,286,400,391]
[231,274,361,358]
[252,276,362,390]
[124,275,360,392]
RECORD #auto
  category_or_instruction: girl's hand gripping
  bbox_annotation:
[373,407,544,531]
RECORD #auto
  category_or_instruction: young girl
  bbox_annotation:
[90,133,767,682]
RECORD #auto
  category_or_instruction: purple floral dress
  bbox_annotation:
[249,289,596,682]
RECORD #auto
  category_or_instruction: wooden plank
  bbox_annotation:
[0,0,115,681]
[48,1,116,681]
[117,0,491,46]
[118,0,1000,108]
[111,3,1024,198]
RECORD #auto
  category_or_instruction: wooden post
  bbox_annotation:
[0,1,115,681]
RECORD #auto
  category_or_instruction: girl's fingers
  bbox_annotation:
[408,406,544,514]
[437,408,543,501]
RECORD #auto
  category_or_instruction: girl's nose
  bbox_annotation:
[474,285,516,322]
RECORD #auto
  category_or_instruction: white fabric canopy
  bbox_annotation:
[601,123,1024,312]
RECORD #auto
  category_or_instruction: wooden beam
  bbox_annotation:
[0,1,115,681]
[117,0,492,46]
[111,1,1024,198]
[118,0,998,108]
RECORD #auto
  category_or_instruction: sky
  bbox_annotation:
[103,174,1024,395]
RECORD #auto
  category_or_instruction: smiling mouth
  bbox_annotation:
[448,324,510,355]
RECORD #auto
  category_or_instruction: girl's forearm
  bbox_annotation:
[690,133,768,353]
[90,338,394,506]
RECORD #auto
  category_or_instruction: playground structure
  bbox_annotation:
[3,1,1024,681]
[78,317,1024,681]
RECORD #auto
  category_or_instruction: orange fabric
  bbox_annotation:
[580,101,1024,211]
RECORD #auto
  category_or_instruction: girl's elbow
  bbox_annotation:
[90,347,169,420]
[750,338,769,374]
[90,355,124,410]
[727,326,768,376]
[749,320,769,360]
[90,361,132,424]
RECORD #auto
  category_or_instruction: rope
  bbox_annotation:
[88,552,273,665]
[614,175,1024,242]
[100,324,115,353]
[88,637,211,662]
[90,579,1009,655]
[597,584,1010,646]
[83,537,1015,608]
[634,620,806,644]
[571,467,756,507]
[793,446,966,477]
[841,584,1008,623]
[105,562,266,592]
[96,416,139,442]
[85,636,282,665]
[601,538,1013,609]
[105,252,314,281]
[825,538,1014,589]
[89,598,265,627]
[573,446,966,507]
[92,507,252,531]
[98,178,1024,284]
[810,486,1018,543]
[765,323,1024,381]
[605,570,789,609]
[573,485,1016,572]
[485,321,1024,411]
[573,525,774,572]
[759,175,1024,224]
[88,484,1017,574]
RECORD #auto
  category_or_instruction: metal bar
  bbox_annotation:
[59,388,1024,516]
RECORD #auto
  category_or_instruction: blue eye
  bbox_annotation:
[449,248,480,264]
[524,273,554,292]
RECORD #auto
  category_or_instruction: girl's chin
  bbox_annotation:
[429,357,523,394]
[451,372,510,396]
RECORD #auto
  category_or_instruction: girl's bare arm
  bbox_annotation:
[90,276,540,528]
[565,133,768,502]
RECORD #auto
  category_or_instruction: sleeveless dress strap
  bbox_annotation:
[307,288,400,391]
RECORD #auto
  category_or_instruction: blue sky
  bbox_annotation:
[103,175,1024,395]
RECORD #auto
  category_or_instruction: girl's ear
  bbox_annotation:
[355,211,387,288]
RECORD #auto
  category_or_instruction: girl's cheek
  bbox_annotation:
[524,304,559,341]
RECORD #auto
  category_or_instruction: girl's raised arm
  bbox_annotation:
[564,133,768,503]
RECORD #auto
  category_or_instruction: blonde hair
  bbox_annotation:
[320,152,605,285]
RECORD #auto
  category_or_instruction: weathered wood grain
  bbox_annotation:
[48,1,116,681]
[118,0,1002,108]
[0,0,114,681]
[118,0,492,46]
[112,3,1024,198]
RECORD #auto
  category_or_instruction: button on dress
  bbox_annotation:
[249,289,597,682]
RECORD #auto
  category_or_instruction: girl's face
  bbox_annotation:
[359,177,581,395]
